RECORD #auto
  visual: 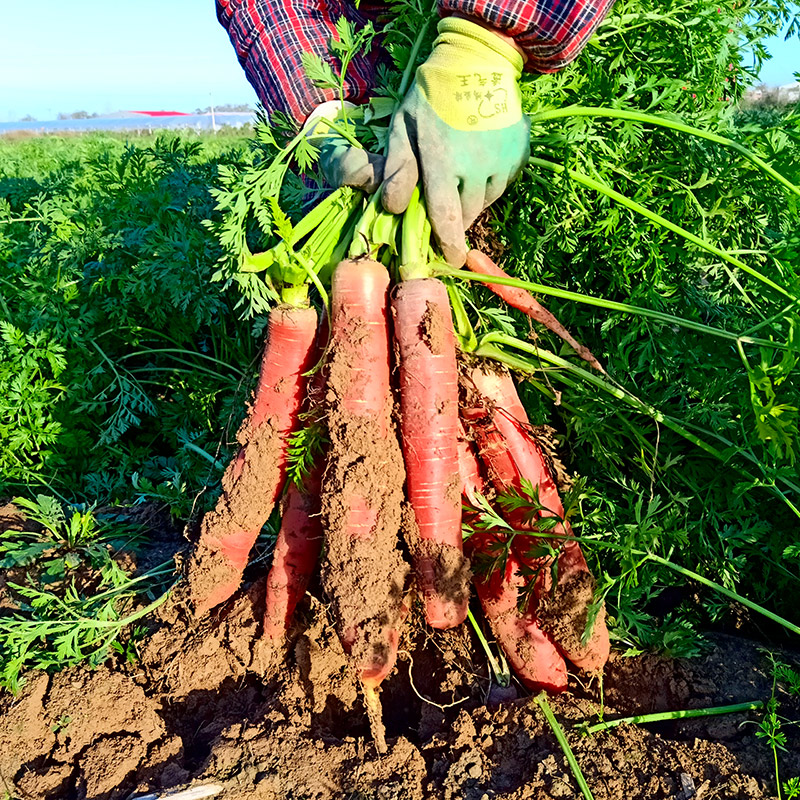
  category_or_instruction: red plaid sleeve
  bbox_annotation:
[437,0,616,72]
[216,0,381,124]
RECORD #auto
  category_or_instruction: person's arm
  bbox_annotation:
[437,0,616,72]
[216,0,381,124]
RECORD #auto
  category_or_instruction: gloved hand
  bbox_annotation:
[382,17,530,266]
[306,100,385,194]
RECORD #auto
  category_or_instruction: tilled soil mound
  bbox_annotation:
[1,572,798,800]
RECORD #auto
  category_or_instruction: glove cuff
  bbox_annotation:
[304,100,357,143]
[436,17,524,78]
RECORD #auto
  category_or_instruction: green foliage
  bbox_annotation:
[0,495,173,692]
[0,322,67,479]
[0,131,257,509]
[2,0,799,671]
[755,652,800,799]
[474,0,800,644]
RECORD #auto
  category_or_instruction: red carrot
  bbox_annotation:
[458,431,568,691]
[465,249,604,373]
[321,259,409,753]
[262,464,324,639]
[392,278,469,629]
[187,304,319,618]
[263,315,329,639]
[457,421,484,507]
[466,365,610,674]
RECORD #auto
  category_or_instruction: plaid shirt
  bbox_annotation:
[217,0,615,124]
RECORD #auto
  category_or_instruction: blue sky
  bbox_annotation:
[0,1,797,122]
[0,0,257,122]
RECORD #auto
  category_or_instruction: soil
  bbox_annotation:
[1,559,798,800]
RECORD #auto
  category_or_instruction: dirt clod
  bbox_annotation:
[419,300,448,355]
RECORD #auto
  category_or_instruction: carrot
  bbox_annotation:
[392,278,469,629]
[469,532,570,692]
[320,259,409,753]
[457,421,484,507]
[458,430,568,691]
[466,365,611,674]
[262,463,324,639]
[464,249,604,373]
[187,304,319,618]
[262,315,329,639]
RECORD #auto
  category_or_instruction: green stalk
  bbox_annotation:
[528,106,800,198]
[1,586,172,632]
[290,186,357,245]
[295,190,360,249]
[290,253,329,311]
[399,186,432,280]
[349,191,383,258]
[398,0,438,97]
[313,117,364,149]
[529,157,797,303]
[0,216,45,224]
[646,553,800,635]
[300,194,362,263]
[117,348,246,373]
[536,694,595,800]
[467,609,511,687]
[583,701,764,735]
[445,281,478,350]
[435,265,788,350]
[182,441,226,471]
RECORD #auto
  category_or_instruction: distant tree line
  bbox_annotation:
[194,103,254,114]
[57,111,102,120]
[741,83,800,110]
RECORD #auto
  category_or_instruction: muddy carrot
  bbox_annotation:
[393,278,469,629]
[458,430,569,691]
[187,304,319,618]
[465,249,603,373]
[262,315,329,639]
[321,259,409,753]
[468,365,610,673]
[262,463,324,639]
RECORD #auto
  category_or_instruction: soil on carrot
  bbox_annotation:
[419,299,449,356]
[467,208,507,263]
[320,376,409,677]
[2,558,799,800]
[402,503,471,613]
[538,567,606,666]
[187,414,285,611]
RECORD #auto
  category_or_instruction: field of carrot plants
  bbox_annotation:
[1,0,800,798]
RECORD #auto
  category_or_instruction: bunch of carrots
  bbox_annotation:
[186,167,610,748]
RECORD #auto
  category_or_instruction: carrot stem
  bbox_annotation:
[528,157,797,302]
[536,693,595,800]
[435,265,790,351]
[582,700,764,735]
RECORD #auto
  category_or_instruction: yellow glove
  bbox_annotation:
[382,17,530,265]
